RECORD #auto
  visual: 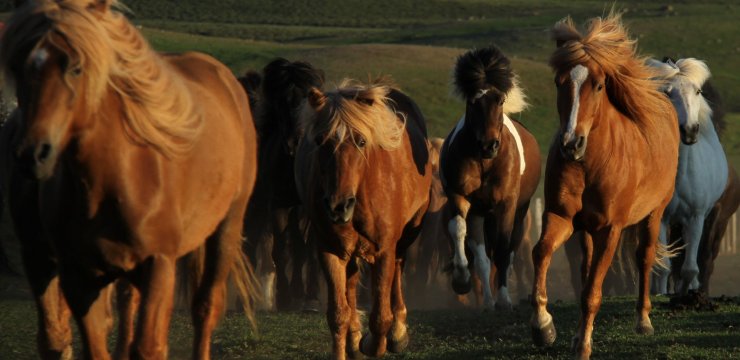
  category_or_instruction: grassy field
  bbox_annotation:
[1,290,738,359]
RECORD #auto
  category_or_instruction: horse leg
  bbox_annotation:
[635,214,660,335]
[698,204,722,294]
[491,205,526,310]
[447,196,472,294]
[572,226,621,360]
[530,212,574,347]
[288,208,307,305]
[192,207,247,360]
[564,232,583,298]
[468,215,493,309]
[651,221,670,295]
[360,251,395,358]
[345,258,362,359]
[272,211,292,311]
[678,216,704,294]
[59,267,113,360]
[320,250,350,360]
[579,232,593,293]
[304,230,322,312]
[114,278,140,360]
[387,258,409,353]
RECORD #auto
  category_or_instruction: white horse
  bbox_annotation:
[647,58,728,295]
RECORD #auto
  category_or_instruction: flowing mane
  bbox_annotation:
[0,0,201,157]
[302,78,405,150]
[453,46,528,114]
[646,57,714,127]
[549,12,673,127]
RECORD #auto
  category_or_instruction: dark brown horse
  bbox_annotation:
[441,45,541,310]
[530,14,679,359]
[240,58,325,311]
[296,78,432,359]
[1,1,258,358]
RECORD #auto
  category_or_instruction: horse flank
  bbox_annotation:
[549,12,673,130]
[301,77,405,151]
[0,0,201,158]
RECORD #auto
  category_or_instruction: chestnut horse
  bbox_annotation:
[295,78,432,359]
[241,58,325,311]
[441,45,541,310]
[1,1,257,359]
[530,14,679,359]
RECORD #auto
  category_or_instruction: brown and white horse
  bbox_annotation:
[530,13,679,359]
[295,78,432,359]
[441,45,541,310]
[1,1,258,358]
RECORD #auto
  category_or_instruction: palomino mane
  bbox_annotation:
[302,77,405,151]
[549,12,673,127]
[453,46,528,114]
[0,0,201,157]
[646,57,713,127]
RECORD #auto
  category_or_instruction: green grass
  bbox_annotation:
[1,296,738,359]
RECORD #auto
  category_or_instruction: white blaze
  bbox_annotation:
[566,65,589,142]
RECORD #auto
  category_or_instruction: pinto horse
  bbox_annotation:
[296,78,432,359]
[529,14,679,359]
[241,58,325,311]
[646,58,729,295]
[441,46,541,310]
[1,1,257,358]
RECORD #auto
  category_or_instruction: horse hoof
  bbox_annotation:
[531,321,557,347]
[451,278,472,295]
[302,299,321,313]
[62,346,73,360]
[347,346,365,360]
[387,326,409,353]
[635,320,654,335]
[360,333,385,357]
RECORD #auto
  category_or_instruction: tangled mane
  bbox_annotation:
[301,77,405,151]
[646,57,714,129]
[453,45,528,114]
[257,58,325,139]
[0,0,202,157]
[549,12,673,126]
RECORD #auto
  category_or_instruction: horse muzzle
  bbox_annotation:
[560,134,587,162]
[324,195,356,225]
[17,142,57,180]
[480,139,500,159]
[680,124,699,145]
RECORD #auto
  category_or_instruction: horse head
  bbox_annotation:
[302,79,404,225]
[648,57,712,145]
[454,46,526,159]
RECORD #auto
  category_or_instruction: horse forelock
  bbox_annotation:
[649,57,714,127]
[301,78,405,151]
[454,46,528,114]
[549,11,673,128]
[1,0,203,158]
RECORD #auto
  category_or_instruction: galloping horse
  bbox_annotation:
[296,78,432,359]
[441,45,541,310]
[530,14,679,359]
[646,58,728,295]
[1,1,257,358]
[241,58,325,311]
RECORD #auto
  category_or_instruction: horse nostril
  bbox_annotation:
[36,143,52,163]
[492,139,500,150]
[576,136,585,149]
[344,197,356,211]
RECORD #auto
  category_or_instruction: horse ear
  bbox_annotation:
[88,0,113,14]
[307,87,326,111]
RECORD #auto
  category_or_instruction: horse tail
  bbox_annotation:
[178,239,262,332]
[653,240,683,271]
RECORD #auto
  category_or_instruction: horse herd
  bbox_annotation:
[0,1,737,360]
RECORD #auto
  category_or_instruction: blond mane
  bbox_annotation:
[647,58,713,125]
[302,78,405,151]
[549,12,673,127]
[0,0,201,157]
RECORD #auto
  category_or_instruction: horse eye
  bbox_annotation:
[358,138,366,148]
[69,66,82,77]
[696,89,703,95]
[597,83,603,91]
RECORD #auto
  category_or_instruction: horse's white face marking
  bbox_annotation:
[565,65,589,143]
[665,77,703,130]
[31,48,49,70]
